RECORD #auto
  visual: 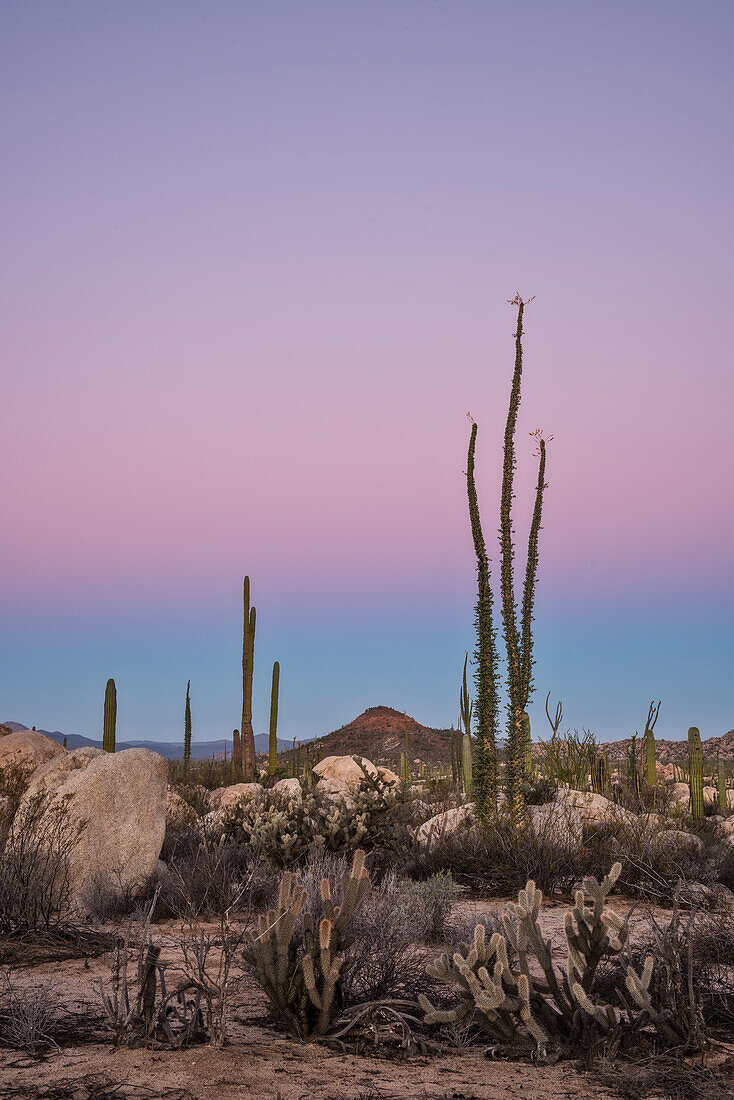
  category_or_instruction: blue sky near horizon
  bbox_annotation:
[1,2,732,745]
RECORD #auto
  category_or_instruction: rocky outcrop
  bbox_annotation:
[529,801,583,846]
[0,729,65,773]
[316,776,357,808]
[20,747,167,911]
[166,787,197,827]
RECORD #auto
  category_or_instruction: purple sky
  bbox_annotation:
[1,2,732,745]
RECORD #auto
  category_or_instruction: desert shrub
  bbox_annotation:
[289,850,445,1003]
[409,809,580,896]
[219,775,398,866]
[0,763,32,824]
[168,757,238,792]
[577,817,726,902]
[0,791,82,934]
[521,774,558,805]
[156,833,278,920]
[0,969,62,1056]
[401,870,457,940]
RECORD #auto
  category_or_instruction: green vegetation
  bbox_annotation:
[240,576,257,781]
[102,678,116,754]
[688,725,704,819]
[184,680,192,774]
[268,661,280,777]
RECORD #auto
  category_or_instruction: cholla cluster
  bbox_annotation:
[245,849,371,1040]
[219,779,397,866]
[420,863,674,1057]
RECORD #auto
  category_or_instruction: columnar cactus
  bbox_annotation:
[268,661,280,776]
[184,680,192,773]
[241,576,257,781]
[103,678,117,753]
[718,757,728,814]
[688,726,704,820]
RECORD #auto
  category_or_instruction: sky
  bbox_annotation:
[1,2,732,747]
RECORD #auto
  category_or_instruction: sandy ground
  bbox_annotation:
[0,896,669,1100]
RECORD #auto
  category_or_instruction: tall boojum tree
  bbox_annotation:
[467,295,550,820]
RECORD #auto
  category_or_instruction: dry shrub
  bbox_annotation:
[290,849,444,1004]
[577,817,727,902]
[0,791,82,934]
[592,1054,734,1100]
[0,969,62,1056]
[408,808,580,896]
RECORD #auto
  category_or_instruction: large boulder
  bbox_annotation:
[166,787,197,827]
[0,730,65,773]
[377,766,400,787]
[312,755,378,788]
[19,747,167,911]
[554,788,636,827]
[415,804,475,848]
[209,783,265,810]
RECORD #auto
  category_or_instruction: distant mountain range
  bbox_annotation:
[3,711,733,766]
[0,721,291,760]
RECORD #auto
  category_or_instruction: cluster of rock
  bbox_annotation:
[416,784,733,851]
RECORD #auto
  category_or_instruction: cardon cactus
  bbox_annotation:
[688,726,704,819]
[268,661,280,776]
[718,757,727,814]
[103,678,117,753]
[184,680,192,772]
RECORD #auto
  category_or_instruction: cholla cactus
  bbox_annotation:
[419,863,661,1057]
[219,764,396,866]
[245,849,370,1040]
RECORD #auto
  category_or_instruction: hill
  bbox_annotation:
[293,705,456,767]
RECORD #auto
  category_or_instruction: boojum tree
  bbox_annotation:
[467,295,550,821]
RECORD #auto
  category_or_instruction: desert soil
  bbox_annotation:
[0,896,660,1100]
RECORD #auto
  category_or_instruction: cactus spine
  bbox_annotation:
[184,680,192,773]
[268,661,280,776]
[103,678,117,753]
[688,726,704,819]
[241,576,257,781]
